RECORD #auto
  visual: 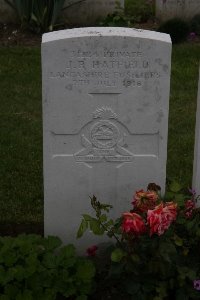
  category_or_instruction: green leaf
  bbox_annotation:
[12,265,26,281]
[0,295,10,300]
[159,241,177,262]
[0,266,16,285]
[131,254,140,263]
[76,260,95,281]
[31,12,38,23]
[174,234,183,246]
[0,266,6,285]
[187,269,196,280]
[3,251,18,267]
[176,289,189,300]
[43,236,62,250]
[90,219,104,235]
[60,244,75,258]
[99,214,107,222]
[82,214,93,221]
[58,246,76,267]
[16,289,33,300]
[196,228,200,237]
[124,280,140,295]
[111,248,125,262]
[105,219,114,227]
[186,218,196,231]
[4,284,20,298]
[108,261,125,277]
[164,191,175,200]
[42,252,58,268]
[176,215,186,224]
[174,194,186,207]
[169,181,182,193]
[77,219,88,238]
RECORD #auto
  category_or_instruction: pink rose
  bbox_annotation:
[122,212,146,235]
[164,202,177,221]
[132,189,158,213]
[147,202,177,236]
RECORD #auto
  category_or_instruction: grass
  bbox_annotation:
[0,47,42,223]
[0,42,199,224]
[167,43,200,186]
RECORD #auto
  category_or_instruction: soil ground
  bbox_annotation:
[0,23,41,46]
[0,20,159,47]
[0,223,44,236]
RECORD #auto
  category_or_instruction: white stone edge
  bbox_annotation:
[42,27,171,44]
[192,66,200,196]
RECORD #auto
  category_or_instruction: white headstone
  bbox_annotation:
[42,27,171,249]
[156,0,200,21]
[193,67,200,197]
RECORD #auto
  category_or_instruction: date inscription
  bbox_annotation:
[50,48,161,88]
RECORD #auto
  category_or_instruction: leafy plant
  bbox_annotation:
[0,234,95,299]
[4,0,85,32]
[158,18,190,43]
[31,0,66,32]
[125,0,155,23]
[99,10,134,27]
[4,0,33,27]
[78,183,200,299]
[99,2,135,27]
[99,0,155,28]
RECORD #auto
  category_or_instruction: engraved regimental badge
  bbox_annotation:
[74,107,133,163]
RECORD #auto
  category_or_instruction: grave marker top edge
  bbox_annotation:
[42,27,171,44]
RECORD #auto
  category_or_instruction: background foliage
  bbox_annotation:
[0,235,95,299]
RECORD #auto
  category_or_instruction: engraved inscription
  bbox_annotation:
[70,50,143,58]
[49,48,161,88]
[74,107,134,163]
[90,120,119,149]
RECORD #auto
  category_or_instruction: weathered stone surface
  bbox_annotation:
[193,67,200,198]
[42,27,171,250]
[156,0,200,21]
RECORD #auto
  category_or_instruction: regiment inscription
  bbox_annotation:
[50,48,160,88]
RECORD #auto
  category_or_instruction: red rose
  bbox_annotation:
[184,199,195,219]
[147,202,177,236]
[122,212,146,235]
[132,189,158,212]
[163,202,177,221]
[86,245,98,257]
[185,199,195,210]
